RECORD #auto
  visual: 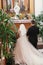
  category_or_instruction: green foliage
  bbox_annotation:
[0,9,17,59]
[6,53,15,65]
[32,13,43,39]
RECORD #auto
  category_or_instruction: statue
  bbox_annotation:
[20,0,25,13]
[13,2,20,19]
[14,2,20,15]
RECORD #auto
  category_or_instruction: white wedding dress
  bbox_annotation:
[14,24,43,65]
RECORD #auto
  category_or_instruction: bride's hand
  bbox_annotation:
[16,30,21,39]
[18,29,21,35]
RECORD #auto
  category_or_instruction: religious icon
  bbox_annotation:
[14,2,20,15]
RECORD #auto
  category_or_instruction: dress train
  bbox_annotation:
[13,35,43,65]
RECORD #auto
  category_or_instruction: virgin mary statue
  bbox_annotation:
[14,2,20,15]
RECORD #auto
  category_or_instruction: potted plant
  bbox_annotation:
[0,9,17,65]
[32,13,43,42]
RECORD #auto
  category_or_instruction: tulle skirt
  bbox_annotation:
[13,35,43,65]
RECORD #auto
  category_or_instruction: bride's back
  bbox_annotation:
[18,24,27,37]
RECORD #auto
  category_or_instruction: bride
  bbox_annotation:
[13,24,43,65]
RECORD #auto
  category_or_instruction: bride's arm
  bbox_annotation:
[16,30,21,39]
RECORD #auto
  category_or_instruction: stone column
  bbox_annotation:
[0,0,2,9]
[35,0,42,16]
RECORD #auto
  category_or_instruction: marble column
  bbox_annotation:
[10,0,12,9]
[0,0,2,9]
[35,0,42,16]
[3,0,7,11]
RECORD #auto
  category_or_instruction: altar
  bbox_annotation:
[11,19,43,49]
[11,19,32,29]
